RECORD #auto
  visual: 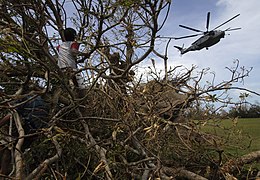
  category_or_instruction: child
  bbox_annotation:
[57,28,86,89]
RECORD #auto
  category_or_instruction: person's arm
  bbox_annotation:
[70,42,80,55]
[77,51,90,63]
[71,42,89,63]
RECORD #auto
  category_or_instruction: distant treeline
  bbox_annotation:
[228,104,260,118]
[187,104,260,120]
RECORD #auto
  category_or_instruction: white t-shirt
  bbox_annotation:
[57,42,86,89]
[57,41,79,70]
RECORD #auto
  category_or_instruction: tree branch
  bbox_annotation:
[12,110,25,179]
[222,150,260,173]
[162,167,208,180]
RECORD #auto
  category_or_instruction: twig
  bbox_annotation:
[59,116,120,122]
[128,157,156,166]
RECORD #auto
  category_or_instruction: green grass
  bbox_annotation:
[233,118,260,152]
[187,118,260,176]
[199,118,260,155]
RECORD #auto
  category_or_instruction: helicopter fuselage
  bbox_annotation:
[183,30,225,54]
[174,12,240,55]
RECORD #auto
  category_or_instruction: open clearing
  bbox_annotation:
[200,118,260,155]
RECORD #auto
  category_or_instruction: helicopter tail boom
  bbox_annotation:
[174,45,187,54]
[174,45,183,51]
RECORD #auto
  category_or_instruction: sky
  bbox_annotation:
[141,0,260,105]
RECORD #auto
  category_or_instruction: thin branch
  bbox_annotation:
[12,110,24,179]
[162,167,208,180]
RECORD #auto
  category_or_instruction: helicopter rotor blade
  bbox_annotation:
[225,27,241,31]
[206,12,210,32]
[213,14,240,30]
[179,25,204,33]
[175,33,202,40]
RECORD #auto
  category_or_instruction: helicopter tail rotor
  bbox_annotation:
[174,44,186,54]
[174,45,183,51]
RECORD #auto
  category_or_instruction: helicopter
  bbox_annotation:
[174,12,241,55]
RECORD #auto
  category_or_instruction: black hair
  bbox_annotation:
[64,28,77,41]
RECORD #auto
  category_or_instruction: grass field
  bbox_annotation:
[199,118,260,156]
[232,118,260,152]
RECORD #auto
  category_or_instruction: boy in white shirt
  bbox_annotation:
[57,28,86,89]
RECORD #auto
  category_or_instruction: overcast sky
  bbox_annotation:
[141,0,260,104]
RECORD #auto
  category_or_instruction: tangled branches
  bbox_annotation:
[1,64,259,179]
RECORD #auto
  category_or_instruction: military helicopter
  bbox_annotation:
[174,12,241,55]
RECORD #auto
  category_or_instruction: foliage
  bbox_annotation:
[0,0,260,179]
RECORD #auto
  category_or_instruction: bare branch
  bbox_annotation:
[162,167,208,180]
[222,150,260,173]
[12,110,24,179]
